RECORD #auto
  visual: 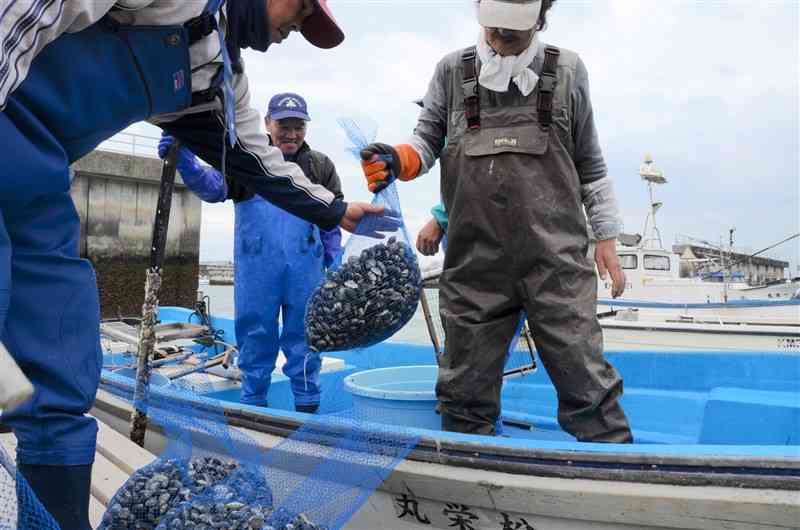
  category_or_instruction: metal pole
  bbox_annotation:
[419,289,441,358]
[129,140,180,447]
[503,317,537,378]
[719,236,728,303]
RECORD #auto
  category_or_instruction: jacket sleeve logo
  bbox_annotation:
[173,69,185,92]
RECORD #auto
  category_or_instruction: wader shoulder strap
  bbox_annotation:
[184,1,225,107]
[190,65,224,107]
[461,46,480,130]
[185,12,217,46]
[537,46,560,130]
[198,0,236,147]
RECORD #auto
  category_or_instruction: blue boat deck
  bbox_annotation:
[101,307,800,459]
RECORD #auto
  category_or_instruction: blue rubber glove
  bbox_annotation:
[352,208,404,240]
[158,133,227,203]
[320,228,343,269]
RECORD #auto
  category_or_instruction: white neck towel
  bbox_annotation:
[476,31,540,96]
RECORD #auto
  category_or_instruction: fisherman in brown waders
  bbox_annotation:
[361,0,634,443]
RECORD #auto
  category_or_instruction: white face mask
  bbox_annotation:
[476,31,540,96]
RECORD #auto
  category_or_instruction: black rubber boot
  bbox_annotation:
[17,463,93,530]
[295,403,319,414]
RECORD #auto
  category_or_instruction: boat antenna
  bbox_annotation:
[639,153,667,249]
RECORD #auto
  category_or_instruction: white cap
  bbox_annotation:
[478,0,543,31]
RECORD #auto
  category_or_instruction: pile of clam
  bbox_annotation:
[99,457,326,530]
[305,237,422,352]
[99,457,237,530]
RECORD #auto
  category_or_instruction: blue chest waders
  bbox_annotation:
[234,196,326,410]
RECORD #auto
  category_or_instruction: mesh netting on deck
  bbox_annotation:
[101,372,418,530]
[0,445,59,530]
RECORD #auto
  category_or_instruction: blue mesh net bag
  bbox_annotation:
[98,378,278,530]
[99,369,419,530]
[305,118,422,353]
[256,411,417,530]
[0,445,59,530]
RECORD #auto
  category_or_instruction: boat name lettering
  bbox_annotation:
[396,495,541,529]
[778,337,800,350]
[443,503,480,530]
[500,513,537,530]
[396,494,432,525]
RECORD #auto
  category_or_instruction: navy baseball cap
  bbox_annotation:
[266,93,311,121]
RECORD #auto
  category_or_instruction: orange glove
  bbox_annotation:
[360,143,421,193]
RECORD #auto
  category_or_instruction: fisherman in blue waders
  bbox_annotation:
[0,2,384,528]
[159,93,343,413]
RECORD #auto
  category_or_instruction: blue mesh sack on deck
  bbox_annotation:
[99,369,419,530]
[305,118,422,353]
[0,445,60,530]
[98,380,282,530]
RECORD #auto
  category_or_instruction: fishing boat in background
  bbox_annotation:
[590,154,800,350]
[598,306,800,352]
[94,307,800,530]
[597,154,799,321]
[596,241,800,323]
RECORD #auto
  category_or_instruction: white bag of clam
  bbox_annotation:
[304,119,422,353]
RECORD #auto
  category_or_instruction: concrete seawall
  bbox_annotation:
[71,150,201,318]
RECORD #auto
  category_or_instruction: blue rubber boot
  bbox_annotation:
[17,463,92,530]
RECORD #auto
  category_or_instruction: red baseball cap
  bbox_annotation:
[301,0,345,49]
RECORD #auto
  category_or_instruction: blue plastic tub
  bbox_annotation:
[344,365,440,430]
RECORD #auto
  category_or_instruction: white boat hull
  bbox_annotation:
[598,277,800,306]
[600,320,800,352]
[346,462,796,530]
[600,304,800,326]
[91,389,800,530]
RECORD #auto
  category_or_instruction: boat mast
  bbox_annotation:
[640,153,668,249]
[723,227,735,301]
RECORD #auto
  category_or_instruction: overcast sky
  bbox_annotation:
[123,0,800,276]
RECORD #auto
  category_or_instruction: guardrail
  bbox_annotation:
[97,131,160,159]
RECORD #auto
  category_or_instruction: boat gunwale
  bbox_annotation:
[596,298,800,309]
[598,321,800,336]
[95,378,800,491]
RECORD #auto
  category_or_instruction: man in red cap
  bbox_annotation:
[0,1,379,529]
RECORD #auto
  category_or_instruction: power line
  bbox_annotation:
[728,233,800,268]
